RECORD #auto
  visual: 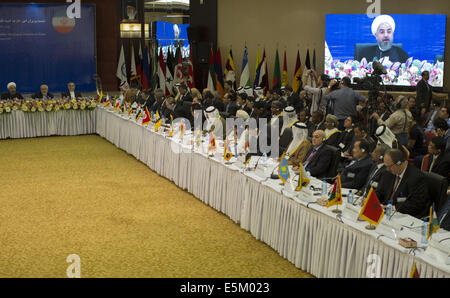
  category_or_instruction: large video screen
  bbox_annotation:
[325,14,446,87]
[156,21,190,59]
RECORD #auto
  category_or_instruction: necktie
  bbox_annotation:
[388,175,401,203]
[429,155,437,172]
[304,148,317,167]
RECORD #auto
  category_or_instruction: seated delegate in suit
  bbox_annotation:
[340,139,373,190]
[324,114,342,148]
[359,143,390,196]
[302,130,334,179]
[286,122,312,167]
[307,111,326,138]
[1,82,24,100]
[61,82,82,99]
[375,149,430,219]
[32,84,54,100]
[421,136,450,184]
[337,115,355,153]
[355,14,409,63]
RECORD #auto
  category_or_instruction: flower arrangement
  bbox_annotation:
[0,97,97,114]
[325,56,444,87]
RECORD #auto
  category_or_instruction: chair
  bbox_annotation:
[422,171,448,217]
[326,145,341,179]
[354,43,404,62]
[279,128,293,155]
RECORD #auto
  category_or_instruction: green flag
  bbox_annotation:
[272,49,281,89]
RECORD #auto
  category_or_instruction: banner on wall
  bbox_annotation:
[0,3,96,93]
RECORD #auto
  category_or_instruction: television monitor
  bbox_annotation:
[325,14,446,87]
[156,20,190,59]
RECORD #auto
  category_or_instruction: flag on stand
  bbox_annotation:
[179,119,185,140]
[215,47,225,96]
[207,48,216,91]
[272,49,281,89]
[224,49,236,90]
[296,162,310,191]
[142,107,151,125]
[292,50,303,93]
[281,50,288,87]
[262,49,269,94]
[327,175,343,208]
[173,47,184,86]
[128,106,133,118]
[313,48,317,71]
[141,44,151,90]
[169,114,174,137]
[278,152,290,183]
[208,132,216,154]
[157,47,166,94]
[114,100,120,112]
[187,50,195,89]
[239,46,251,88]
[359,187,384,226]
[96,90,103,103]
[150,43,159,91]
[135,108,142,122]
[305,49,311,70]
[254,48,261,87]
[116,44,128,85]
[427,205,440,240]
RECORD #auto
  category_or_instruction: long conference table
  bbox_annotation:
[2,106,450,278]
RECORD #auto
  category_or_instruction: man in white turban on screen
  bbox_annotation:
[355,14,409,63]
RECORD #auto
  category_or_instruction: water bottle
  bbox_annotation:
[385,200,393,218]
[262,151,268,168]
[421,220,428,244]
[321,178,328,197]
[306,171,311,179]
[347,190,354,204]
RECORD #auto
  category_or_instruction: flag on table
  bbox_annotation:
[327,175,343,208]
[281,50,288,87]
[278,152,290,183]
[116,44,127,84]
[208,132,216,153]
[239,46,251,88]
[224,137,233,161]
[215,47,225,96]
[292,50,303,93]
[224,49,236,90]
[114,100,120,112]
[207,48,216,91]
[296,162,310,191]
[135,108,142,122]
[179,119,185,140]
[187,50,195,89]
[157,47,166,94]
[154,110,162,132]
[142,106,151,125]
[305,49,311,70]
[128,106,133,118]
[169,114,174,137]
[427,205,440,240]
[104,96,111,107]
[359,187,384,226]
[97,90,103,103]
[195,129,202,149]
[409,264,420,278]
[272,49,281,89]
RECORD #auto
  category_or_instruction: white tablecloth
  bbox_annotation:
[24,106,449,278]
[0,109,96,139]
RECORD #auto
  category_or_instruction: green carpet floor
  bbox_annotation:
[0,135,313,278]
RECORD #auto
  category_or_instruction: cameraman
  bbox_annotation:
[324,77,367,131]
[303,70,330,117]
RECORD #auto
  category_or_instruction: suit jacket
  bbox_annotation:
[340,157,373,190]
[421,152,450,183]
[32,92,54,99]
[308,122,325,138]
[337,129,354,152]
[226,101,240,117]
[361,164,386,194]
[375,164,430,219]
[61,91,83,99]
[303,144,334,179]
[416,79,433,109]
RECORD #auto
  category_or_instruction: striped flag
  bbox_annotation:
[409,264,420,278]
[224,49,236,90]
[427,205,440,240]
[254,48,261,86]
[239,46,251,88]
[215,48,225,96]
[282,49,288,87]
[292,50,303,93]
[327,175,343,208]
[157,47,166,94]
[272,49,281,89]
[207,48,216,91]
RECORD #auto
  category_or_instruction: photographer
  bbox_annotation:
[324,77,367,131]
[302,70,330,116]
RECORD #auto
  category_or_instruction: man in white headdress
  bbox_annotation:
[375,124,399,149]
[286,122,312,168]
[1,82,24,100]
[204,106,226,140]
[279,106,299,154]
[355,14,409,63]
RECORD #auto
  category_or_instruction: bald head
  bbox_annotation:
[40,84,49,95]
